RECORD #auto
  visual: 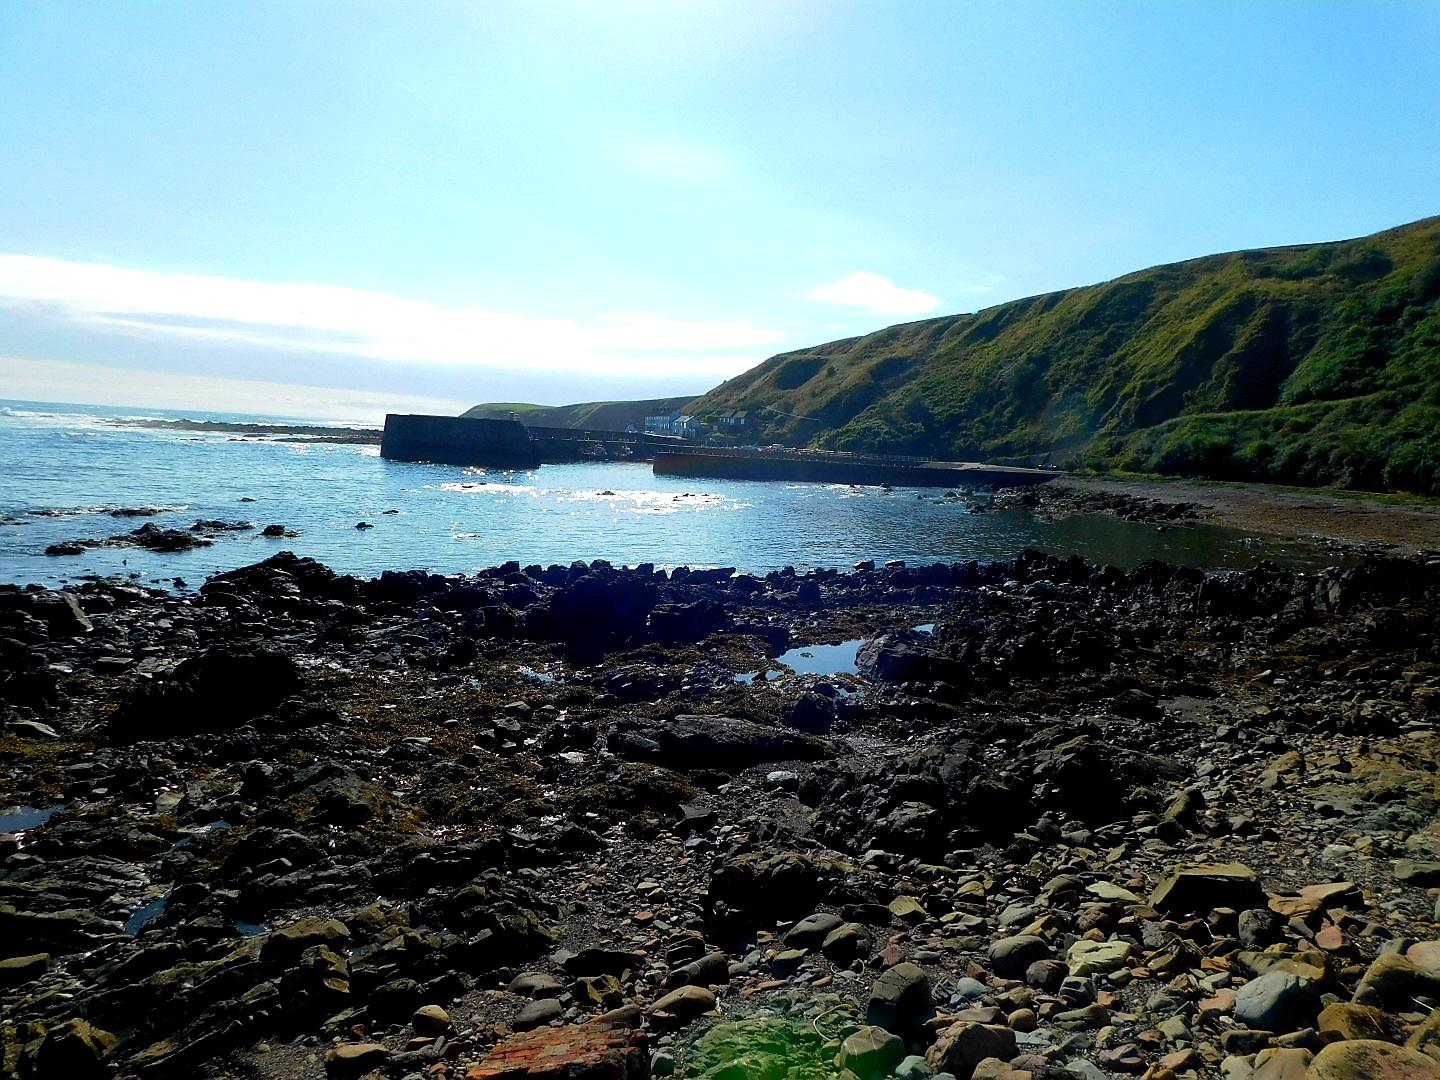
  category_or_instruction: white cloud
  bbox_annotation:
[0,254,787,381]
[808,272,942,316]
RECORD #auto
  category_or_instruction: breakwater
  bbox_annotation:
[381,414,537,467]
[382,414,1056,489]
[653,447,1054,489]
[380,413,672,467]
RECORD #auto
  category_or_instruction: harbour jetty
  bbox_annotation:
[381,414,538,467]
[380,413,672,468]
[382,413,1054,488]
[654,446,1053,488]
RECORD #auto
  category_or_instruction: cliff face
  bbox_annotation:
[696,216,1440,493]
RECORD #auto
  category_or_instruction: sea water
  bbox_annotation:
[0,399,1328,589]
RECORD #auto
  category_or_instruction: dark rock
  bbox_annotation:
[513,997,562,1031]
[323,1042,389,1078]
[110,646,301,739]
[607,714,832,770]
[784,912,844,949]
[1234,970,1321,1033]
[866,962,932,1037]
[708,850,852,932]
[648,985,715,1026]
[563,948,645,977]
[856,630,943,684]
[0,952,52,988]
[988,934,1052,979]
[648,601,729,645]
[22,592,93,635]
[925,1021,1016,1079]
[821,923,873,965]
[21,1019,117,1079]
[508,971,565,999]
[838,1026,905,1080]
[1150,863,1263,915]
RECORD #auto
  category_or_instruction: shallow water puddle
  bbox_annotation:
[776,638,864,676]
[0,805,61,833]
[125,897,167,935]
[771,622,935,678]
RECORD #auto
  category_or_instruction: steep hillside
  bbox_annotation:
[696,216,1440,493]
[463,396,695,431]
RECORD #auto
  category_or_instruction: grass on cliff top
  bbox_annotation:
[694,214,1440,495]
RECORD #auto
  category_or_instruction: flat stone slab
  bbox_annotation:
[466,1022,647,1080]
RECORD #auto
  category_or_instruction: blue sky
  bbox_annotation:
[1,1,1437,420]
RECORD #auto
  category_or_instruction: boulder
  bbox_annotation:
[866,962,933,1036]
[1353,949,1440,1010]
[1306,1040,1440,1079]
[24,592,92,636]
[413,1004,452,1035]
[785,912,844,949]
[326,1044,390,1077]
[707,849,853,930]
[564,948,644,977]
[509,971,565,999]
[668,952,728,989]
[1150,863,1263,915]
[1025,958,1068,992]
[1066,938,1134,978]
[110,646,301,738]
[0,953,52,988]
[261,916,351,963]
[1236,970,1322,1033]
[608,715,832,770]
[988,935,1051,979]
[647,601,729,645]
[1394,861,1440,887]
[821,923,873,965]
[647,985,716,1026]
[1406,1009,1440,1064]
[925,1022,1017,1080]
[514,999,563,1030]
[856,631,944,684]
[1253,1047,1314,1079]
[1317,1002,1402,1043]
[839,1026,905,1080]
[23,1018,116,1080]
[889,895,927,924]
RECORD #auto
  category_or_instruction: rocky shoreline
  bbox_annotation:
[1,549,1438,1080]
[1029,477,1440,555]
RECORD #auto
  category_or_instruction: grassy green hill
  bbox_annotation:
[462,396,695,431]
[695,216,1440,494]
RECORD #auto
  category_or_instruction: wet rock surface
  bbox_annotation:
[0,549,1438,1079]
